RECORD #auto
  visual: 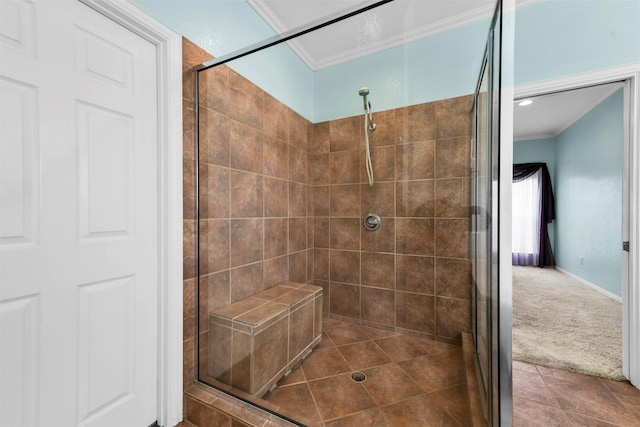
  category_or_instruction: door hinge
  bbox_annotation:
[623,241,630,252]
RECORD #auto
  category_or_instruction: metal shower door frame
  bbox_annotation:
[471,0,514,425]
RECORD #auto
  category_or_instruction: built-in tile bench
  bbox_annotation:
[208,282,323,397]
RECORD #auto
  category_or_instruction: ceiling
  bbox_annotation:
[513,83,623,141]
[247,0,539,71]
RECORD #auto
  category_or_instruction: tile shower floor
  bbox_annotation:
[263,317,471,426]
[178,316,640,426]
[262,317,640,427]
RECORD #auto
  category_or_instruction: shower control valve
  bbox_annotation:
[363,213,381,231]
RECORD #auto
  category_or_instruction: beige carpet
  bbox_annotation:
[512,266,624,381]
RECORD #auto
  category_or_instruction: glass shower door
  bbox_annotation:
[472,54,491,417]
[471,1,513,425]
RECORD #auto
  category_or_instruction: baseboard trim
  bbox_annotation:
[556,267,622,303]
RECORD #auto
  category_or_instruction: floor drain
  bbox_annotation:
[350,371,367,383]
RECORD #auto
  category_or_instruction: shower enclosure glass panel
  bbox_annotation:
[190,0,509,424]
[472,55,491,414]
[471,1,512,425]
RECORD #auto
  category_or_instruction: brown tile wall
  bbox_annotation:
[183,33,472,423]
[183,38,314,388]
[310,97,473,345]
[183,37,212,392]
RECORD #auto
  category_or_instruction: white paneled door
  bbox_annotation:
[0,0,159,426]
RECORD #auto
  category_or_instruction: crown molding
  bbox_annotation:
[513,133,555,142]
[248,0,545,71]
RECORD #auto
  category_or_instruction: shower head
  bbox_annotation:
[358,87,376,132]
[358,87,371,111]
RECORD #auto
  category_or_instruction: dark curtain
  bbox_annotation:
[513,163,556,267]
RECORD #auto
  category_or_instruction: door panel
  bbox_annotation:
[77,276,135,425]
[0,1,158,425]
[0,0,37,58]
[77,101,133,238]
[0,77,39,246]
[0,294,40,427]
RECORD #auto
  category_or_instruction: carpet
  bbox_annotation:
[512,266,624,381]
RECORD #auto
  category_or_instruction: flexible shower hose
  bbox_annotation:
[364,104,374,186]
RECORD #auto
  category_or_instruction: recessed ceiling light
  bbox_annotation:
[518,99,534,107]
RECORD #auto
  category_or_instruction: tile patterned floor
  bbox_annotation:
[261,316,640,427]
[513,360,640,427]
[263,317,472,426]
[182,314,640,426]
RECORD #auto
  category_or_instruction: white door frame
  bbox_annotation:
[514,62,640,389]
[79,1,184,425]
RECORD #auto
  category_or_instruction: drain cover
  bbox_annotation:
[350,371,367,383]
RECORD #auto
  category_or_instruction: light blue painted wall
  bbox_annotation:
[554,88,624,297]
[133,0,315,120]
[313,19,489,122]
[513,137,557,252]
[515,0,640,86]
[513,138,556,180]
[133,0,272,55]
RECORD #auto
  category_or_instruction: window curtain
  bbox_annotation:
[512,163,555,267]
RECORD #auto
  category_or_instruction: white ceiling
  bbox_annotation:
[513,83,623,141]
[247,0,540,71]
